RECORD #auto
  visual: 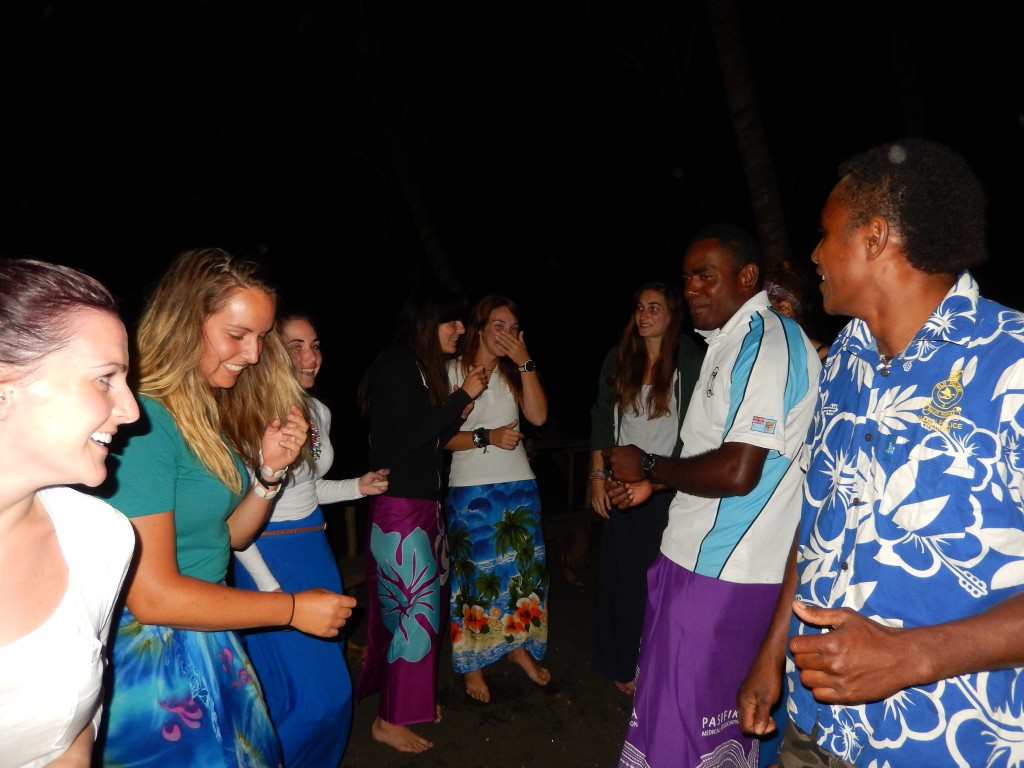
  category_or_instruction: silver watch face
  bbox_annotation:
[642,454,657,472]
[519,359,536,372]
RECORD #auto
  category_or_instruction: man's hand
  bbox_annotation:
[789,601,919,704]
[604,478,632,509]
[737,647,784,737]
[604,478,653,510]
[602,444,645,483]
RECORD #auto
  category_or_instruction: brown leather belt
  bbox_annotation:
[261,523,327,537]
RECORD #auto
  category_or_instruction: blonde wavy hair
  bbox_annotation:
[135,248,310,494]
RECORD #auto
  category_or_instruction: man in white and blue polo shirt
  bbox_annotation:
[604,222,821,768]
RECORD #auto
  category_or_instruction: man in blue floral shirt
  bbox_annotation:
[739,138,1024,767]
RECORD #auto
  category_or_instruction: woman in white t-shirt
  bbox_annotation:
[445,294,550,704]
[0,258,139,767]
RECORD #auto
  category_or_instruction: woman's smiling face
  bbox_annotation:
[199,286,276,389]
[282,317,321,390]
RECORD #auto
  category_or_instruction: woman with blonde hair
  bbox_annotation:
[95,248,355,767]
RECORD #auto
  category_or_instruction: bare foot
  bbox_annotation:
[371,716,434,753]
[434,704,443,723]
[614,679,636,696]
[508,646,551,686]
[465,669,491,703]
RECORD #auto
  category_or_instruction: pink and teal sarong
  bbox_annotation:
[354,495,450,725]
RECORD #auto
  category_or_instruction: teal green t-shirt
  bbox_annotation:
[102,395,246,583]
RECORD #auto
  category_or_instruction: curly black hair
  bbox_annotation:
[835,138,988,274]
[690,223,764,274]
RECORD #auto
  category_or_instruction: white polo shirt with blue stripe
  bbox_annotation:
[660,290,820,584]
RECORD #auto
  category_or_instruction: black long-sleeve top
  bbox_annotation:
[365,347,471,500]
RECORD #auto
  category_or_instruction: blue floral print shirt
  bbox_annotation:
[788,272,1024,767]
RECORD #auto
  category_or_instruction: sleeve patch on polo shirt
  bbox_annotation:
[751,416,777,434]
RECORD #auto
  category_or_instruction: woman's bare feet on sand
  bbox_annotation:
[371,716,434,753]
[508,646,551,686]
[614,679,636,696]
[465,669,491,703]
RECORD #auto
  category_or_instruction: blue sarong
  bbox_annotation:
[99,607,281,767]
[446,479,549,673]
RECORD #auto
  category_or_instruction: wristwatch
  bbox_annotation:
[472,427,491,449]
[641,453,660,481]
[517,359,536,373]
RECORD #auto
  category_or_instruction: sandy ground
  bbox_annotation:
[339,526,634,768]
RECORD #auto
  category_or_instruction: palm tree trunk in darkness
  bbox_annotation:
[703,0,791,270]
[353,2,465,294]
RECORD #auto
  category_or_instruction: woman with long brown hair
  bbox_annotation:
[445,294,551,704]
[588,281,702,695]
[355,286,487,753]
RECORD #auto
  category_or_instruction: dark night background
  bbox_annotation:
[2,0,1023,475]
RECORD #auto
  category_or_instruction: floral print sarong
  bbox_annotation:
[447,479,548,673]
[354,495,450,725]
[99,606,281,767]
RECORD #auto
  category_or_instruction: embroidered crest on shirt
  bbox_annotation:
[921,370,964,433]
[751,416,776,434]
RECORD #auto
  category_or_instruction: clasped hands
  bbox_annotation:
[599,444,654,509]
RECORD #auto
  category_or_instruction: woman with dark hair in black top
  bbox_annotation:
[354,287,488,753]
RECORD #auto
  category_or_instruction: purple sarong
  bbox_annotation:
[620,554,780,768]
[354,495,450,725]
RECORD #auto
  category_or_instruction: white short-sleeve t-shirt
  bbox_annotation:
[447,359,535,487]
[0,486,135,767]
